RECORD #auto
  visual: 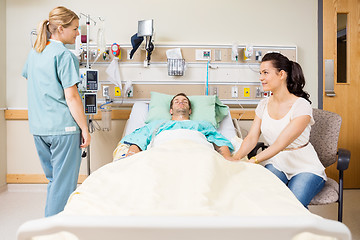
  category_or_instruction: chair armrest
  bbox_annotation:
[337,148,350,171]
[248,142,268,159]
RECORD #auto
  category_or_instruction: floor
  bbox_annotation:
[0,185,359,240]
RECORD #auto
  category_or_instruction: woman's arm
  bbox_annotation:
[233,115,262,160]
[253,115,310,163]
[64,85,91,148]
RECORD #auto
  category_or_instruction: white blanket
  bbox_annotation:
[63,139,314,217]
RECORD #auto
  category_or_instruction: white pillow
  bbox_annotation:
[122,102,148,137]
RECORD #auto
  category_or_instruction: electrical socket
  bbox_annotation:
[210,86,218,96]
[255,87,262,98]
[103,86,109,99]
[127,49,132,60]
[231,86,238,98]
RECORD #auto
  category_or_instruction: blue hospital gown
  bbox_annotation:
[121,120,234,152]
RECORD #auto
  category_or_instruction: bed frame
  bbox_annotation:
[17,215,351,240]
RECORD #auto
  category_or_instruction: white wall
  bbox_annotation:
[5,0,319,176]
[1,0,7,187]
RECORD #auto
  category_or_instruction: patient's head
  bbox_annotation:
[170,93,192,120]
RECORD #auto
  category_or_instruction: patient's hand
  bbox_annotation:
[224,156,236,161]
[125,144,141,157]
[216,145,235,161]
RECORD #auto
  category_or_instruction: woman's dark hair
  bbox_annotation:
[170,93,191,110]
[261,52,311,103]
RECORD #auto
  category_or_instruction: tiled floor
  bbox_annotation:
[1,185,359,240]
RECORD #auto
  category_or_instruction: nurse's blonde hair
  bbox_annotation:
[34,6,79,53]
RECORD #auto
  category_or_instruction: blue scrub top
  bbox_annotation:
[22,39,80,135]
[121,120,234,152]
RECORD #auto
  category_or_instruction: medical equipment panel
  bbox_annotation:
[79,69,99,91]
[84,93,97,115]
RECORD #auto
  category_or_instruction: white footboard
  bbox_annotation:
[17,216,351,240]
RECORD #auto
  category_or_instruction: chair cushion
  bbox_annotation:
[309,178,339,205]
[310,109,342,168]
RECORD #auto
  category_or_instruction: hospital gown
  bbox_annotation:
[121,120,234,152]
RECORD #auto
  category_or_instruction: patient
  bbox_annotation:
[121,93,234,161]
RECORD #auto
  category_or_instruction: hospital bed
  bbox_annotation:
[17,95,351,240]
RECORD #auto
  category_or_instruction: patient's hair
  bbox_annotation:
[34,6,79,53]
[170,93,192,110]
[262,52,311,103]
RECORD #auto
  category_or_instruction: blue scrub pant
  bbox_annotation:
[265,164,325,207]
[34,134,81,217]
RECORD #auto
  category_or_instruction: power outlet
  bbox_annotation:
[231,86,238,98]
[210,86,218,96]
[102,86,109,98]
[255,87,262,98]
[127,49,132,60]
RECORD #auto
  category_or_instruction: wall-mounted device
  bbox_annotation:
[137,19,154,66]
[79,69,99,91]
[111,43,121,58]
[244,45,253,61]
[195,49,211,61]
[84,93,97,115]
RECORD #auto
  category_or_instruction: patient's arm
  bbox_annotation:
[126,144,141,157]
[215,145,234,161]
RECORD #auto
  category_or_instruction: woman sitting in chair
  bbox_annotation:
[233,52,326,207]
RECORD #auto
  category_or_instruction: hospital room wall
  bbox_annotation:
[0,0,7,188]
[5,0,318,179]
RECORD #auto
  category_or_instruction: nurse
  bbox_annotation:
[22,6,91,217]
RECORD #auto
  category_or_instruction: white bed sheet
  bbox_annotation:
[18,138,351,240]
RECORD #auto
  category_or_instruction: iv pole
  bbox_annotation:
[80,13,96,176]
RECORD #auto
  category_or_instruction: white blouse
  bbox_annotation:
[255,97,327,180]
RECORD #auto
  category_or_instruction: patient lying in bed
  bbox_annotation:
[121,93,234,161]
[19,93,349,240]
[62,93,312,217]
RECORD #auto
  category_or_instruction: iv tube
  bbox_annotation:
[97,17,106,55]
[206,60,209,95]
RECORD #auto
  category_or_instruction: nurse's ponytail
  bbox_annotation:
[261,52,311,104]
[34,20,49,53]
[34,6,78,53]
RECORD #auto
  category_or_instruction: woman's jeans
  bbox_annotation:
[265,164,325,207]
